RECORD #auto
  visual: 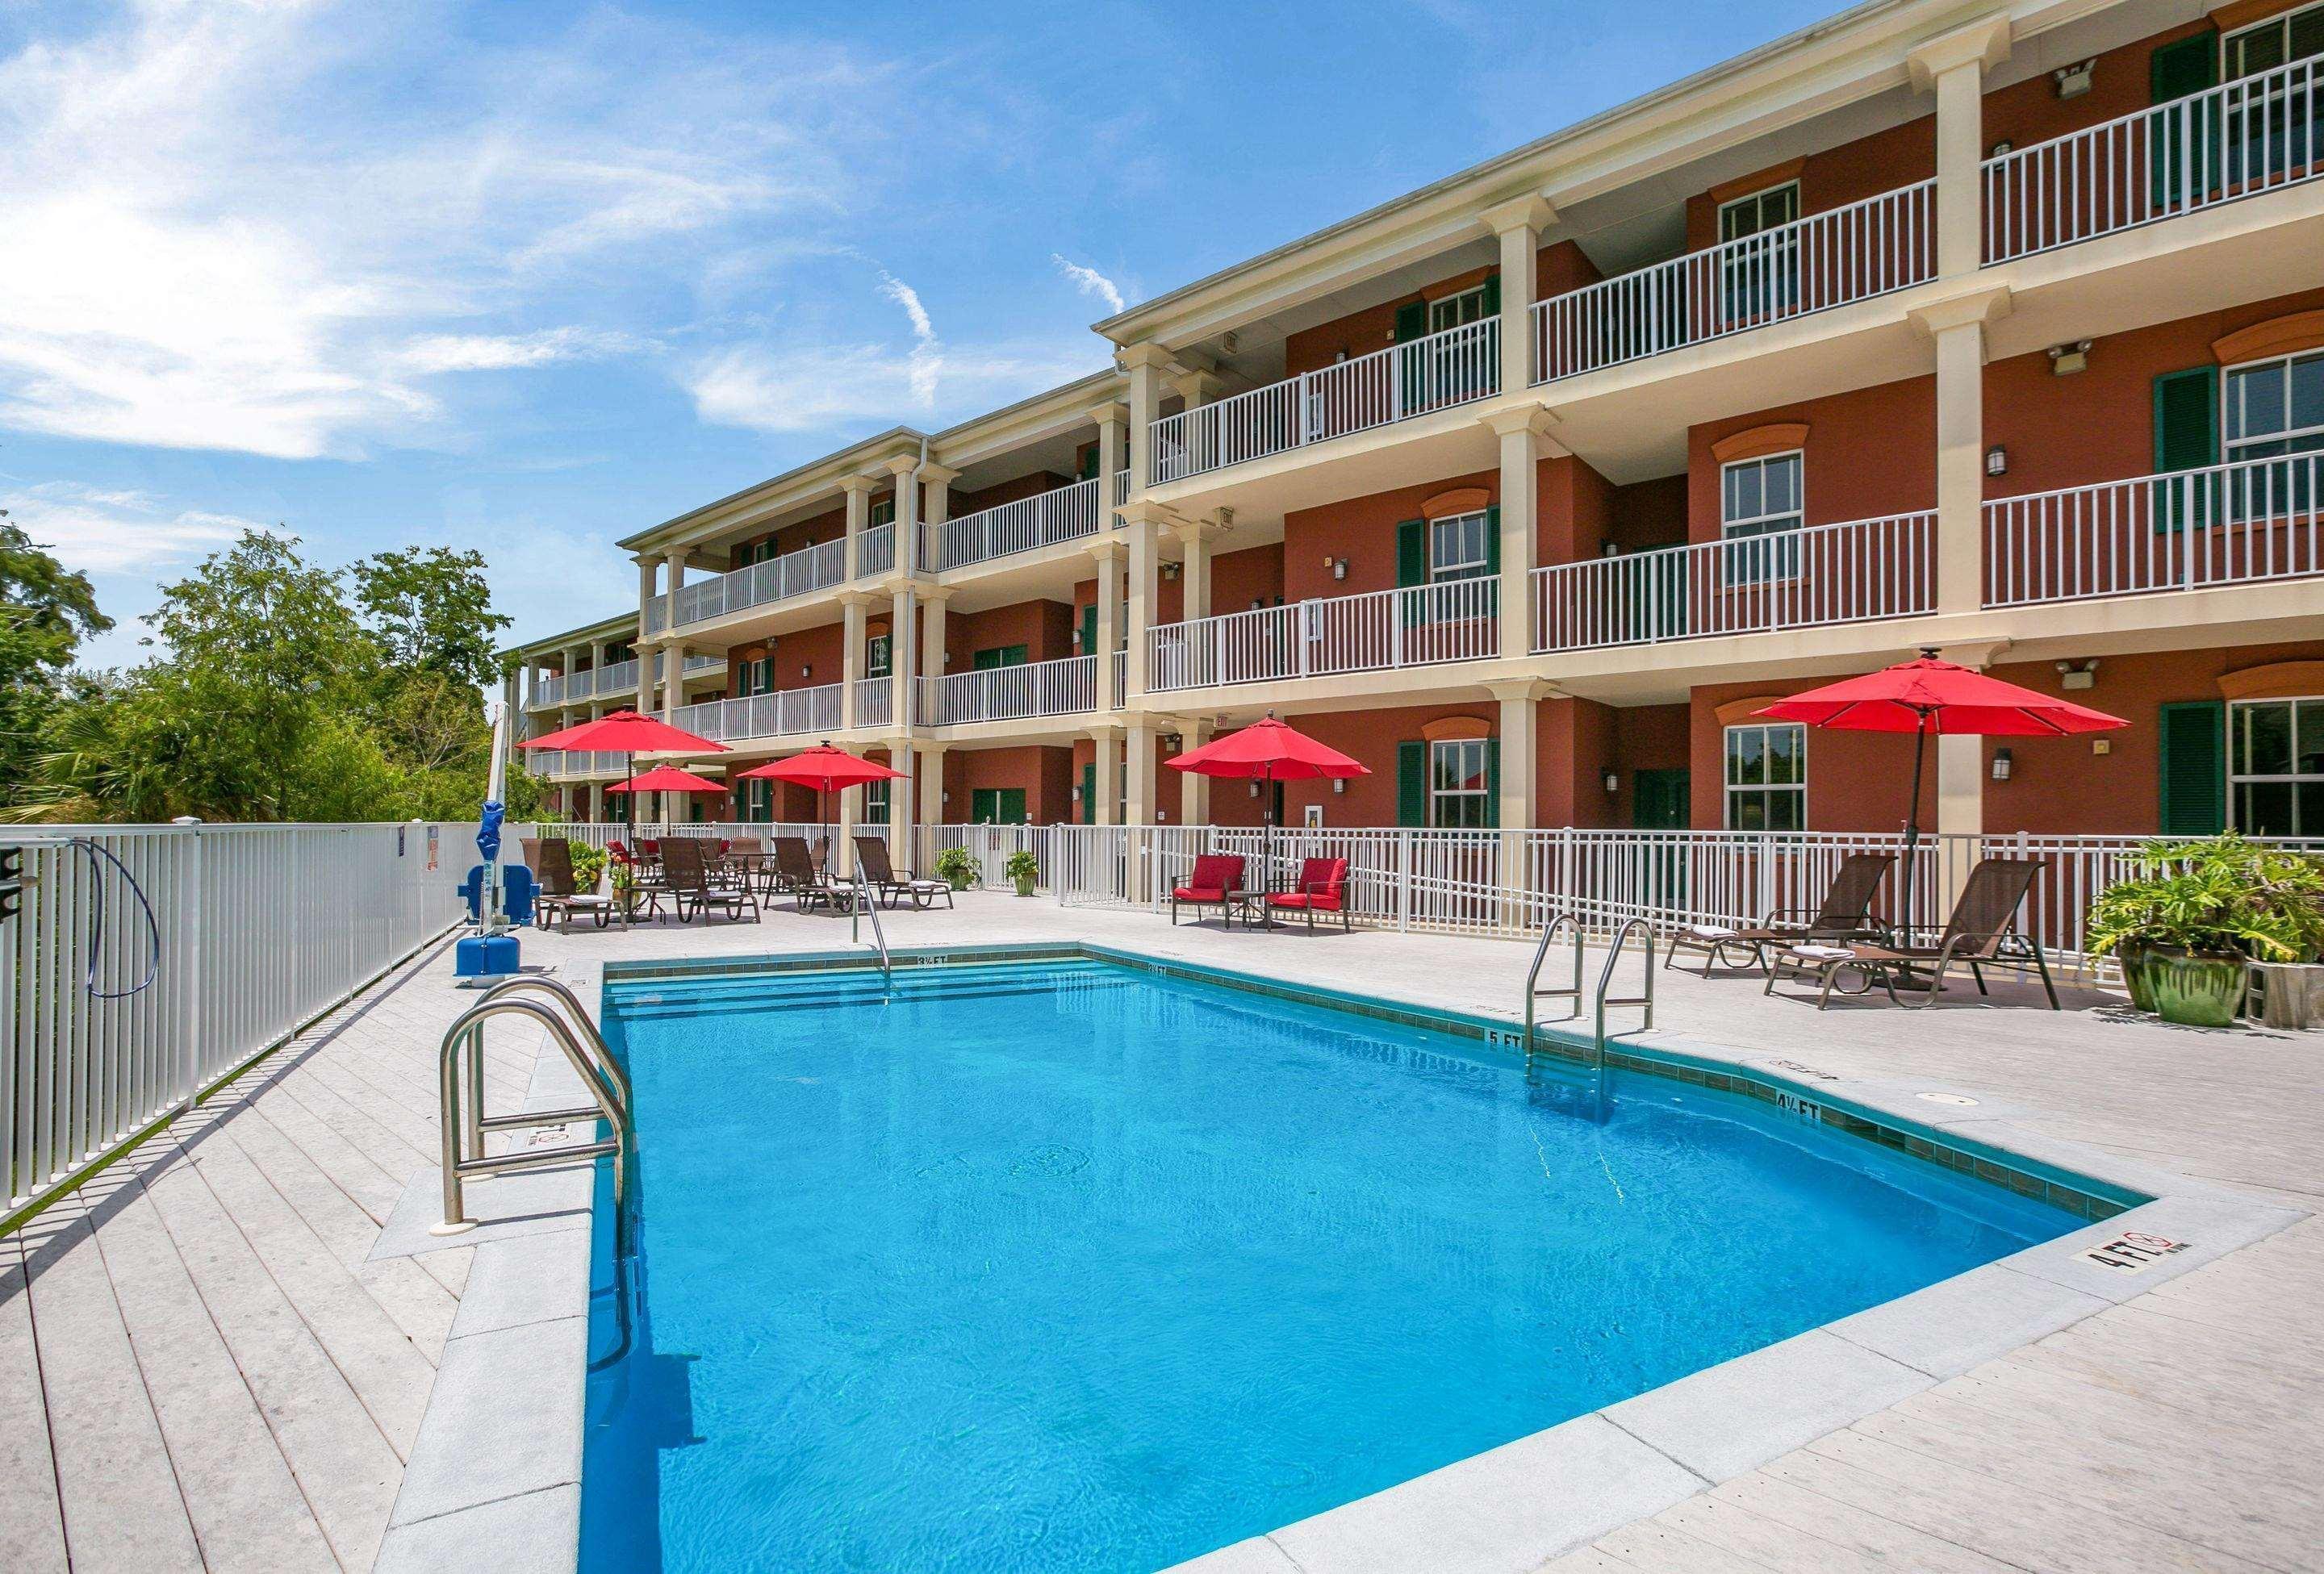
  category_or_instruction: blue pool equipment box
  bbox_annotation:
[456,932,521,979]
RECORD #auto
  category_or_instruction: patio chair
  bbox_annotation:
[531,838,618,931]
[608,840,664,920]
[1170,854,1247,927]
[1264,857,1352,933]
[1665,852,1894,976]
[853,835,954,910]
[773,836,846,913]
[1765,857,2059,1010]
[659,836,760,925]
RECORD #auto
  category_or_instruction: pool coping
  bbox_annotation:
[377,942,2307,1574]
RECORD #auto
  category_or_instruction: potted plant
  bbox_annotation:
[569,842,608,892]
[2088,833,2324,1028]
[1005,850,1039,897]
[934,845,979,891]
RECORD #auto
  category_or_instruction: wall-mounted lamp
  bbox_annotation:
[1323,554,1348,581]
[1161,562,1181,580]
[1332,777,1347,795]
[1984,445,2008,476]
[1603,770,1620,795]
[1249,781,1262,799]
[2051,59,2096,99]
[2046,340,2092,377]
[942,791,951,804]
[2055,658,2099,691]
[1991,747,2013,782]
[1071,784,1081,802]
[1988,138,2014,158]
[801,664,814,679]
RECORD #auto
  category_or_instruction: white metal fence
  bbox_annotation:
[1533,180,1935,383]
[1151,317,1499,483]
[1531,511,1937,652]
[1146,578,1498,691]
[1983,57,2322,262]
[670,538,847,630]
[858,522,895,578]
[917,653,1099,724]
[853,676,893,730]
[930,477,1102,570]
[1,822,473,1220]
[1984,453,2324,607]
[674,685,842,745]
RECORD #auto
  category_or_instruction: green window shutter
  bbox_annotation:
[1484,739,1502,829]
[1392,300,1427,342]
[2152,366,2219,533]
[1395,519,1427,587]
[972,647,1002,671]
[1081,762,1096,825]
[1397,741,1427,828]
[1079,602,1097,654]
[1481,273,1501,317]
[1483,504,1503,576]
[2159,699,2226,835]
[1078,444,1099,480]
[1002,644,1029,667]
[2149,31,2217,103]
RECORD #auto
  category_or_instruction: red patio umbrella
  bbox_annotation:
[1756,649,2126,925]
[734,743,903,873]
[604,766,729,797]
[519,708,725,837]
[1168,712,1369,891]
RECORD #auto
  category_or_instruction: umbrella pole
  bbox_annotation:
[1900,716,1928,930]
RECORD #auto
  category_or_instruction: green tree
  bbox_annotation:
[0,514,114,791]
[350,545,509,689]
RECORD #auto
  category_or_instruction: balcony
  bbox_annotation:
[1983,57,2322,264]
[529,749,627,780]
[1150,319,1498,485]
[673,683,842,745]
[1532,182,1935,385]
[853,675,892,730]
[926,470,1132,572]
[917,653,1101,724]
[1530,511,1936,653]
[1146,578,1498,692]
[1984,452,2323,608]
[645,538,847,635]
[859,521,895,578]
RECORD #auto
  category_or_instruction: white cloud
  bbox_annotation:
[2,484,266,577]
[875,272,941,404]
[389,328,650,374]
[685,339,1101,436]
[1051,253,1126,315]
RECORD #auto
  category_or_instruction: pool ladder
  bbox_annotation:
[433,975,633,1238]
[1521,913,1656,1100]
[848,874,893,985]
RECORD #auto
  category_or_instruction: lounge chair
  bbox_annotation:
[531,838,618,931]
[660,836,760,925]
[772,837,846,912]
[1264,857,1352,932]
[853,836,954,910]
[1170,854,1248,927]
[1765,857,2059,1009]
[1665,851,1894,976]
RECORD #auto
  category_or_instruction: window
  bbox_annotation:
[1427,285,1489,334]
[1724,723,1806,830]
[2230,696,2324,836]
[1429,738,1493,829]
[869,499,896,528]
[1717,182,1800,243]
[1720,451,1804,578]
[2222,349,2324,518]
[1716,182,1801,322]
[2223,2,2324,81]
[733,778,771,823]
[867,634,891,678]
[867,779,892,825]
[1427,510,1493,582]
[971,645,1030,670]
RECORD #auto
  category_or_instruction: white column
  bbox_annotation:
[841,475,875,582]
[1092,726,1121,827]
[1121,344,1168,501]
[1908,15,2011,279]
[921,461,957,572]
[837,783,861,874]
[1488,679,1542,834]
[663,549,687,645]
[840,593,867,729]
[1121,503,1162,699]
[1092,541,1124,712]
[1912,286,2010,616]
[887,737,913,862]
[919,587,949,718]
[1178,719,1212,827]
[1488,407,1557,658]
[1125,722,1156,827]
[1175,516,1216,628]
[1089,400,1127,523]
[888,455,922,576]
[633,556,657,711]
[889,585,917,733]
[663,645,689,724]
[1482,193,1554,395]
[916,743,945,834]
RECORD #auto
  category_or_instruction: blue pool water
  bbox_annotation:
[582,958,2076,1573]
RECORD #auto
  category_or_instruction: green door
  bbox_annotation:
[972,787,1027,825]
[1081,762,1097,825]
[1080,603,1098,659]
[1632,769,1690,829]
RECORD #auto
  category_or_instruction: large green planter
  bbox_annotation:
[2145,947,2247,1028]
[2117,940,2160,1013]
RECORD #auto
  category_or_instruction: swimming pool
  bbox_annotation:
[580,953,2084,1573]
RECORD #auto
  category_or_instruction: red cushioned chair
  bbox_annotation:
[1170,854,1248,927]
[1264,857,1352,933]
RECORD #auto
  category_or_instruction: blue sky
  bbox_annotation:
[0,0,1837,665]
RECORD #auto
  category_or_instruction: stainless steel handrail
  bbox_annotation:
[433,997,629,1236]
[849,874,893,984]
[478,974,632,1114]
[1591,918,1657,1102]
[1521,910,1583,1076]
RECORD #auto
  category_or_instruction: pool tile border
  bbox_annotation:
[474,941,2305,1574]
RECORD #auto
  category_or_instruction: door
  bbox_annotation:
[972,787,1026,825]
[1632,768,1691,909]
[1081,762,1097,825]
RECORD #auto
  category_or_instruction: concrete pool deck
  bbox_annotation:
[4,892,2319,1572]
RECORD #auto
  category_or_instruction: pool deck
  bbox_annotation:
[4,892,2319,1572]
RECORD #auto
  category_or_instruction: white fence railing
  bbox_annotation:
[671,538,847,629]
[1531,511,1937,652]
[930,477,1102,570]
[858,523,895,578]
[1983,453,2324,607]
[1150,318,1499,484]
[530,749,628,779]
[1983,57,2322,262]
[1146,578,1498,692]
[674,683,842,744]
[1533,181,1936,384]
[1,822,472,1219]
[917,653,1099,724]
[852,676,894,731]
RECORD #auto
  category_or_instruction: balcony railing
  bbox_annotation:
[1150,318,1500,484]
[1145,578,1498,692]
[667,538,846,631]
[858,522,895,578]
[1530,512,1936,653]
[1984,57,2322,263]
[529,749,627,779]
[1984,453,2323,607]
[853,675,892,730]
[1532,181,1936,384]
[928,477,1103,572]
[673,683,842,744]
[917,653,1098,724]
